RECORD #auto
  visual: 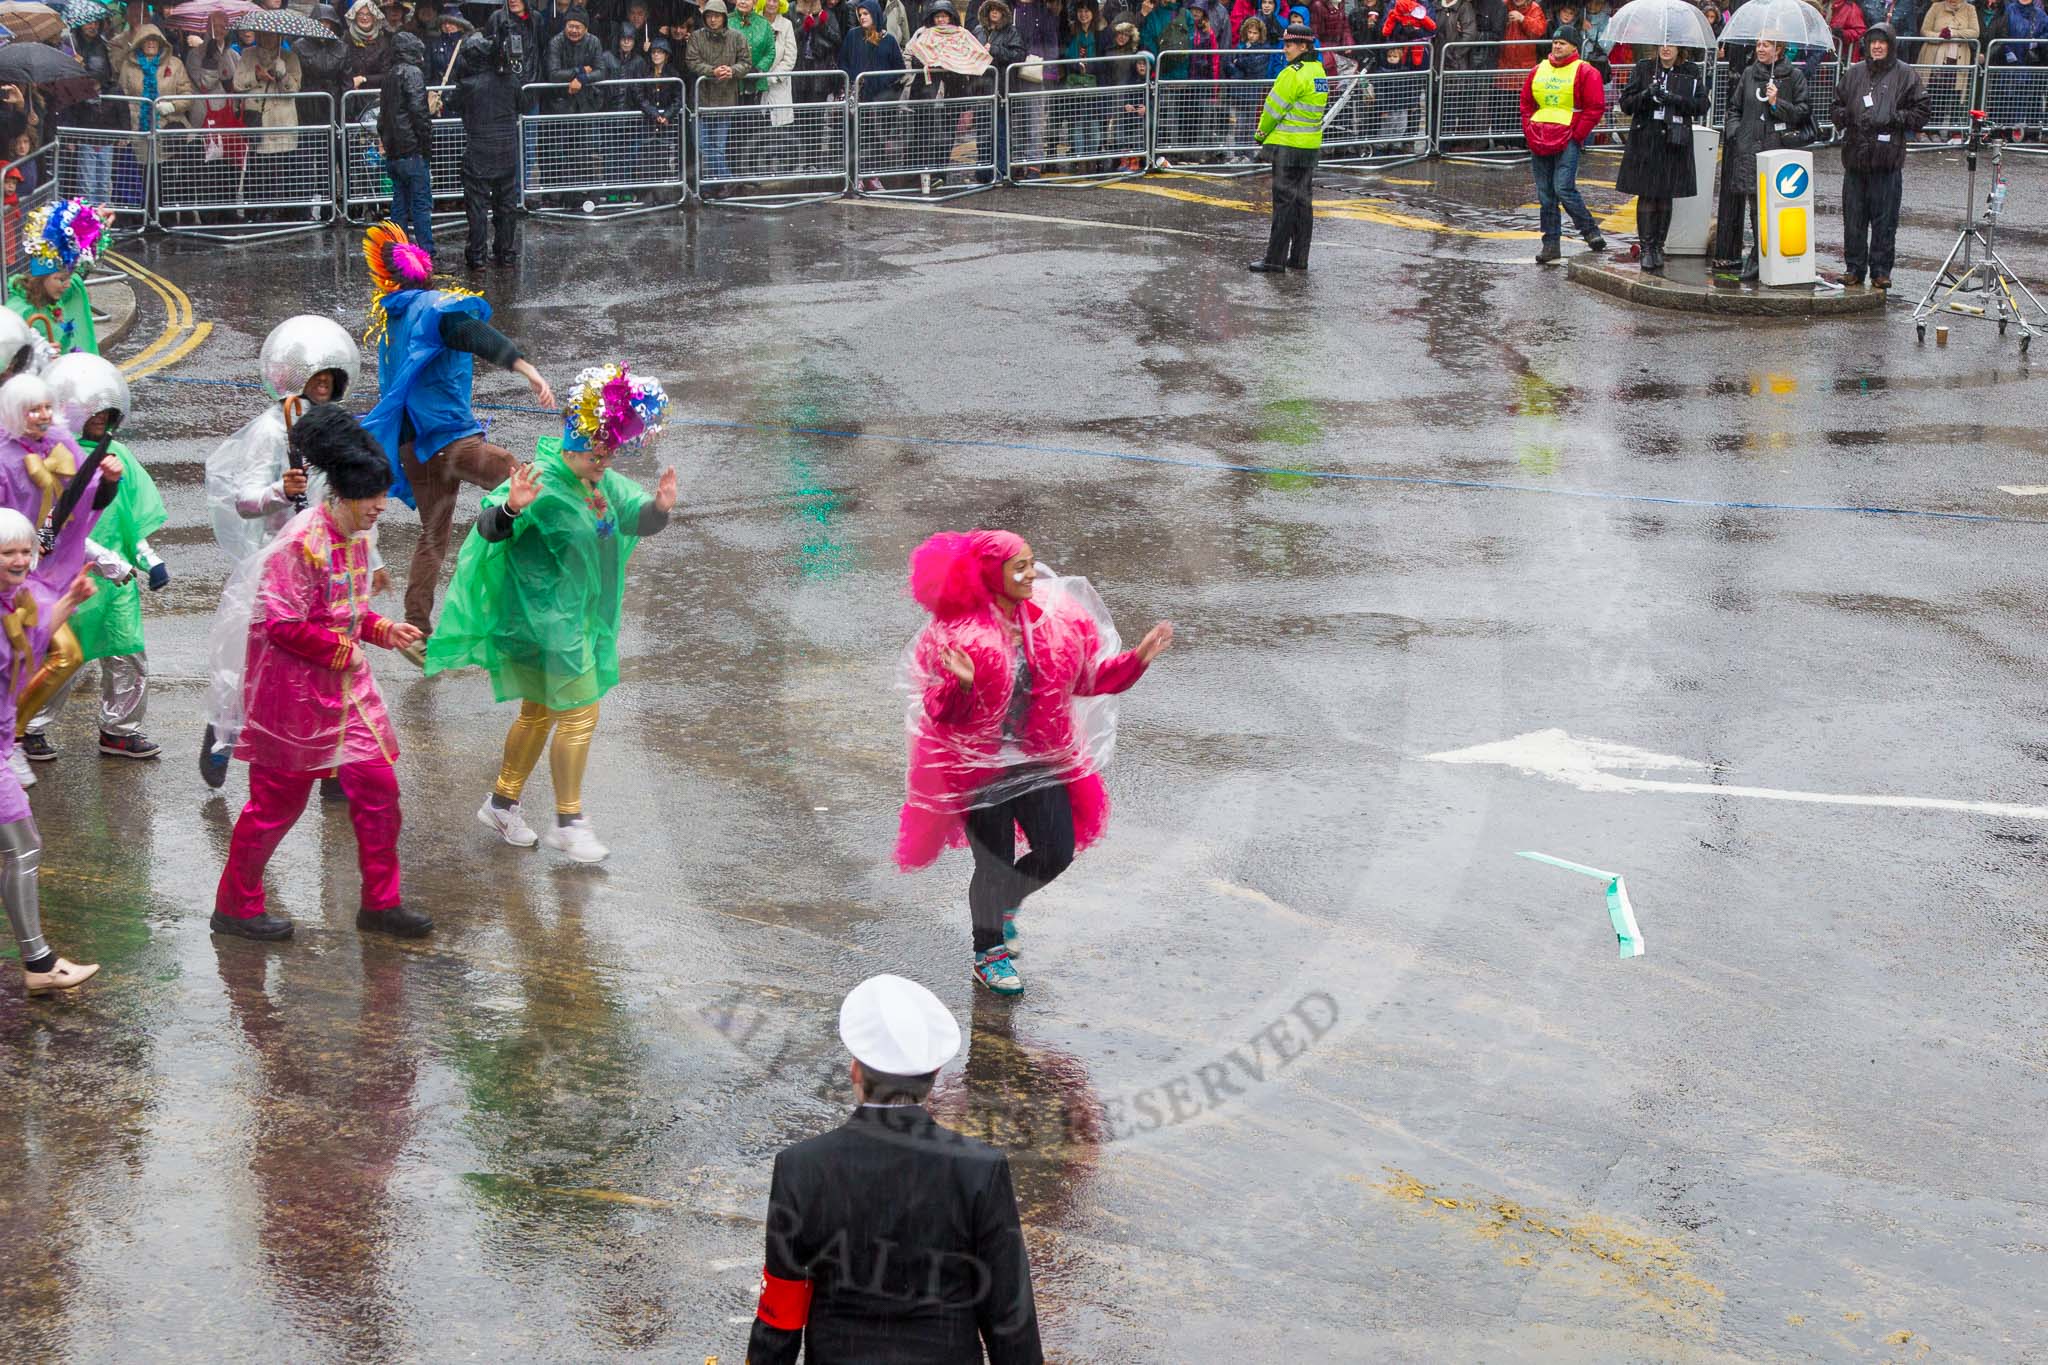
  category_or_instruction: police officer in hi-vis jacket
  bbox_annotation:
[1249,22,1327,274]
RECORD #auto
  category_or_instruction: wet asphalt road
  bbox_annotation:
[3,153,2047,1362]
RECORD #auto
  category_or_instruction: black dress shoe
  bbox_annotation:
[358,905,434,938]
[465,256,486,271]
[1586,236,1608,252]
[211,910,294,941]
[1286,261,1308,271]
[1247,260,1286,273]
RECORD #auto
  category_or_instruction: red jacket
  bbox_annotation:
[1519,53,1604,154]
[1309,0,1353,70]
[1830,0,1867,50]
[1379,0,1435,67]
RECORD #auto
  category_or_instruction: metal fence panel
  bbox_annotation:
[519,79,686,217]
[851,70,996,199]
[1435,42,1529,159]
[1983,41,2048,152]
[0,143,58,290]
[1007,56,1148,182]
[55,97,152,230]
[1321,44,1433,167]
[341,86,468,221]
[695,71,849,206]
[151,93,336,238]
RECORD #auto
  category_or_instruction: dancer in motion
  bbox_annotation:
[358,221,555,644]
[0,472,121,993]
[23,354,167,762]
[897,530,1172,996]
[201,314,378,789]
[6,200,112,358]
[207,406,430,943]
[425,364,673,865]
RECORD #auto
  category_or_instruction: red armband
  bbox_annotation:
[756,1270,813,1331]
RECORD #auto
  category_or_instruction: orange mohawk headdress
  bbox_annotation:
[362,221,476,348]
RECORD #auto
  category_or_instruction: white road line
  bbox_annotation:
[1998,485,2048,496]
[1425,727,2048,821]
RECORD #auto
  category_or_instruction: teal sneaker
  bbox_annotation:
[972,946,1024,996]
[1001,910,1020,959]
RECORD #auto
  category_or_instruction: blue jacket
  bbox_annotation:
[839,1,906,97]
[363,289,491,507]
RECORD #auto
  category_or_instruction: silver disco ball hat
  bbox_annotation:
[260,314,361,403]
[0,310,35,376]
[44,352,131,433]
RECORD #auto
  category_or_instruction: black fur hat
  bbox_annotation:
[291,404,392,501]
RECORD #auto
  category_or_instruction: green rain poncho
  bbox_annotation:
[424,439,651,710]
[69,438,166,661]
[8,272,99,357]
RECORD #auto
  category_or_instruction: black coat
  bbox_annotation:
[1721,57,1810,193]
[1832,49,1931,173]
[378,33,435,158]
[745,1105,1043,1365]
[1615,56,1707,198]
[445,63,523,177]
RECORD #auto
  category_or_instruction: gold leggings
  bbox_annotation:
[493,700,599,815]
[15,624,82,739]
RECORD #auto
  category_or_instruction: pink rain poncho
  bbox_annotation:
[206,503,400,773]
[895,530,1149,871]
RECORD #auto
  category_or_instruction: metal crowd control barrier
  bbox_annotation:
[519,79,686,219]
[1900,38,1981,146]
[851,69,997,200]
[341,86,468,223]
[0,142,57,297]
[1435,42,1533,162]
[1006,55,1148,184]
[55,97,153,232]
[694,71,848,207]
[1983,39,2048,153]
[151,92,336,240]
[1321,44,1433,168]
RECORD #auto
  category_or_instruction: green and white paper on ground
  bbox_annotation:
[1516,851,1645,959]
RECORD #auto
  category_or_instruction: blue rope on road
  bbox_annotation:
[144,374,2048,527]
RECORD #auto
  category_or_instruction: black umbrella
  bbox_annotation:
[227,6,337,37]
[0,42,98,111]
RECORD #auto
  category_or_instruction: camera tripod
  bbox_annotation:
[1912,111,2045,353]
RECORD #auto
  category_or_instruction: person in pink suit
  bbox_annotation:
[208,406,430,943]
[896,529,1173,997]
[0,484,114,995]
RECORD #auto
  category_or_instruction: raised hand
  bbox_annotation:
[1135,621,1175,664]
[654,466,678,512]
[939,645,975,689]
[505,462,541,513]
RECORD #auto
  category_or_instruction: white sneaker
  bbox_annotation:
[541,817,608,863]
[8,746,34,788]
[477,797,539,848]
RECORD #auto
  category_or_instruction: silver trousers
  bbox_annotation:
[0,816,46,962]
[26,652,147,737]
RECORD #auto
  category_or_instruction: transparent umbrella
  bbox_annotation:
[1603,0,1716,51]
[1717,0,1834,48]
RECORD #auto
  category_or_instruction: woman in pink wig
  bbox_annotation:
[897,529,1172,996]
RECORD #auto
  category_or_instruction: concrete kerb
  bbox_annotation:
[1566,255,1888,317]
[87,275,138,351]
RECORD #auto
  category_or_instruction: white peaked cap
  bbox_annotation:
[838,974,962,1076]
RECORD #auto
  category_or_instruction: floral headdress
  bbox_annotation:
[25,200,110,278]
[562,364,669,454]
[361,220,476,346]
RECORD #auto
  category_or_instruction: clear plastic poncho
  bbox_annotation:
[896,569,1129,867]
[205,503,395,770]
[206,404,380,570]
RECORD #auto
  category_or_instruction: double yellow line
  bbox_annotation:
[105,250,211,382]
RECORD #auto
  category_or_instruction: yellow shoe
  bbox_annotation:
[24,958,99,995]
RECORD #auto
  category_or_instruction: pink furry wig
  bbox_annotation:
[908,529,1028,619]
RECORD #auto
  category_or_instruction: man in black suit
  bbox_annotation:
[746,974,1043,1365]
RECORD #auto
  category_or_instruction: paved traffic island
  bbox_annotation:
[1567,253,1888,317]
[86,273,138,350]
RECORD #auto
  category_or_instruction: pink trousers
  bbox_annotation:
[215,759,403,919]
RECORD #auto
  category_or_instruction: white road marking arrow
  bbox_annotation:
[1424,728,2048,821]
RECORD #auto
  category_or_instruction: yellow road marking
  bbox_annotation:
[106,249,206,380]
[125,321,213,382]
[107,259,181,372]
[1103,177,1541,240]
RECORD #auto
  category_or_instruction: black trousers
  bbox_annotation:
[461,168,518,265]
[963,782,1075,954]
[1712,184,1758,265]
[1841,166,1903,279]
[1263,145,1318,268]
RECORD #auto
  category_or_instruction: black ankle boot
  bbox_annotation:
[358,905,434,938]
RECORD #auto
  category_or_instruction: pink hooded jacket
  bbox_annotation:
[896,531,1149,871]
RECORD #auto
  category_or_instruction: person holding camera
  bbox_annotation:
[446,31,523,266]
[1832,24,1929,288]
[1615,41,1708,273]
